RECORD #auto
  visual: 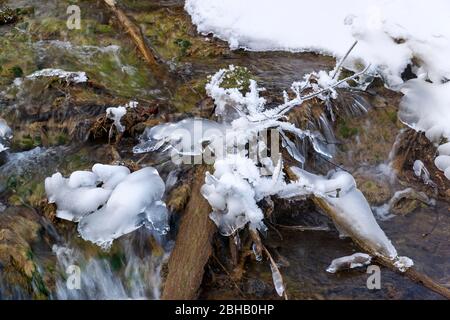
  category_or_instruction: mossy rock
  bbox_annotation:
[0,207,54,298]
[355,176,391,205]
[219,66,253,93]
[133,8,228,60]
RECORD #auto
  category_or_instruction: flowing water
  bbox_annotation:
[0,0,448,300]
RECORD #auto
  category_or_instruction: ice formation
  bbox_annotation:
[26,68,88,83]
[45,164,168,248]
[326,253,372,273]
[413,160,435,186]
[135,65,412,272]
[134,118,227,159]
[201,154,285,235]
[134,66,339,168]
[106,106,127,133]
[288,168,413,270]
[0,119,12,153]
[106,101,139,133]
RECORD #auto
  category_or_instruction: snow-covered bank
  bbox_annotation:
[186,0,450,86]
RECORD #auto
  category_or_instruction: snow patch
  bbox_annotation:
[26,68,88,83]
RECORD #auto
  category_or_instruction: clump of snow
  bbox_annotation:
[201,154,284,235]
[394,256,414,272]
[26,68,88,83]
[399,79,450,142]
[0,119,12,153]
[45,164,168,248]
[186,0,450,88]
[106,101,139,134]
[106,106,127,133]
[435,142,450,180]
[326,253,372,273]
[78,167,168,248]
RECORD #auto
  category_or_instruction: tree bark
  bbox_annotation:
[162,166,216,300]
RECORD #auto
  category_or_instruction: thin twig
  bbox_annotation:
[331,40,359,80]
[273,223,330,232]
[212,254,246,298]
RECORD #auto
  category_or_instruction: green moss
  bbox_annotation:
[16,134,40,150]
[0,30,37,86]
[173,78,208,112]
[94,24,113,34]
[174,38,192,56]
[220,66,253,93]
[135,9,227,61]
[10,65,24,77]
[109,253,125,272]
[339,122,359,139]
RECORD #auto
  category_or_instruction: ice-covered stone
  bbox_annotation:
[45,164,168,248]
[78,167,168,248]
[326,253,372,273]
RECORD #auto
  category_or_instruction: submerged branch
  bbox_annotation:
[313,197,450,300]
[103,0,172,85]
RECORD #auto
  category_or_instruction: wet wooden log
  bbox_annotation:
[162,166,217,300]
[102,0,172,84]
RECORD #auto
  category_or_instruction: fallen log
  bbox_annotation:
[102,0,172,84]
[162,166,217,300]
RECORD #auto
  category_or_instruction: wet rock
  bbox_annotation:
[243,278,269,298]
[389,188,432,216]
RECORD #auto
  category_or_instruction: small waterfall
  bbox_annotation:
[52,235,170,300]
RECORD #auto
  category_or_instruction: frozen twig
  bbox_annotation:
[331,40,358,80]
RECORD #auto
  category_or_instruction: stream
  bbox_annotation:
[0,0,448,300]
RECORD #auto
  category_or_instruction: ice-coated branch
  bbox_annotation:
[331,40,359,80]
